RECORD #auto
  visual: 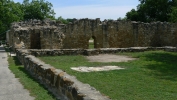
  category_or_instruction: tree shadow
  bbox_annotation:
[12,56,23,66]
[18,67,58,99]
[144,52,177,81]
[11,56,58,99]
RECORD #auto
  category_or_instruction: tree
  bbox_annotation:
[22,0,55,20]
[126,9,139,21]
[0,0,23,39]
[117,17,127,21]
[0,0,56,40]
[126,0,177,22]
[169,7,177,22]
[57,16,69,24]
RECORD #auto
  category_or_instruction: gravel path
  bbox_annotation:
[0,46,35,100]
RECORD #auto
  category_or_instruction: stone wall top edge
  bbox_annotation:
[11,18,177,28]
[17,46,176,54]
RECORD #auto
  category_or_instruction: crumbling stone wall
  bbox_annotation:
[136,22,177,47]
[8,19,65,49]
[8,19,177,49]
[62,18,103,49]
[62,19,177,48]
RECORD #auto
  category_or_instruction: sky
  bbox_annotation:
[14,0,140,20]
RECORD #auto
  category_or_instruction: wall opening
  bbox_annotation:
[30,32,41,49]
[89,36,97,49]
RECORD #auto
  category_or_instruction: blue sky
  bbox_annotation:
[14,0,139,20]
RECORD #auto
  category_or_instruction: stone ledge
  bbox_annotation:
[18,47,177,57]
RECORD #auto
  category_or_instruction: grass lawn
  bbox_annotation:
[38,51,177,100]
[6,47,57,100]
[89,41,94,49]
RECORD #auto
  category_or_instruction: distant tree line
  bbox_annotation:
[57,16,75,24]
[126,0,177,22]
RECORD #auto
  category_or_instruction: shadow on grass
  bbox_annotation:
[11,56,57,100]
[12,56,23,66]
[144,52,177,81]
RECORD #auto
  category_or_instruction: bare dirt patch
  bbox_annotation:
[71,54,136,72]
[71,66,124,72]
[86,54,136,62]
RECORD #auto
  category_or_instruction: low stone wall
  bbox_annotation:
[16,49,110,100]
[27,47,177,57]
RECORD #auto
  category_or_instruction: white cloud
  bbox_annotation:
[55,5,136,20]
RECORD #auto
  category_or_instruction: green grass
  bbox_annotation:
[89,42,94,49]
[5,47,57,100]
[38,51,177,100]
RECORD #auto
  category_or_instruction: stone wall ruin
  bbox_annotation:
[7,18,177,49]
[8,19,65,49]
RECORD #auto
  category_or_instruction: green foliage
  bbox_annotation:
[39,51,177,99]
[56,17,75,24]
[0,0,23,39]
[117,17,127,21]
[22,0,55,20]
[126,0,177,22]
[57,16,69,24]
[89,41,94,49]
[126,9,139,21]
[0,0,56,40]
[169,7,177,22]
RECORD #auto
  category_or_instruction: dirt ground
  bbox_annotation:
[86,54,136,62]
[71,54,136,72]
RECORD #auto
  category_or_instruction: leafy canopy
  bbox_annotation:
[0,0,55,40]
[126,0,177,22]
[22,0,55,20]
[0,0,23,39]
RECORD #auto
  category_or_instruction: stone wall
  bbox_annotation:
[18,47,176,57]
[8,19,177,49]
[16,49,110,100]
[62,19,177,48]
[8,19,65,49]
